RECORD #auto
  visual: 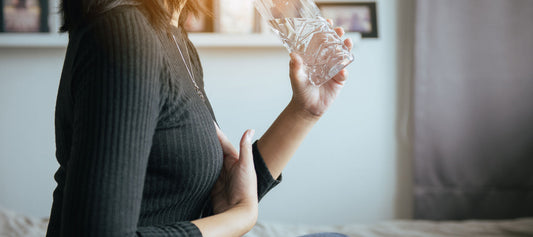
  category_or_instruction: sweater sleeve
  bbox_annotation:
[200,141,282,217]
[57,11,201,237]
[252,141,282,201]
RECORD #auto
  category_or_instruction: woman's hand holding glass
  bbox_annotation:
[288,20,353,118]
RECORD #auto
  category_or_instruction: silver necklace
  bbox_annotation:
[172,33,206,102]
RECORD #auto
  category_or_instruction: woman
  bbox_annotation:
[46,0,353,236]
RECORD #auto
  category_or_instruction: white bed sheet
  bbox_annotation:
[0,207,48,237]
[245,218,533,237]
[2,206,533,237]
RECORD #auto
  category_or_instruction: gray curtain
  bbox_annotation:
[413,0,533,220]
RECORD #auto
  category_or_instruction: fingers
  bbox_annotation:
[214,121,239,159]
[331,69,348,86]
[334,27,344,37]
[344,37,353,51]
[327,18,345,38]
[239,129,255,168]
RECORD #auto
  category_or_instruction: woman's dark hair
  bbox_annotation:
[59,0,210,32]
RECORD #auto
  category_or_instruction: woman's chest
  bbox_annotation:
[147,105,223,185]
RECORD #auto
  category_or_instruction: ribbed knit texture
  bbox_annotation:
[47,6,280,237]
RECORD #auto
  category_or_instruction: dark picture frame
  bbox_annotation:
[1,0,49,32]
[317,2,378,38]
[184,0,214,32]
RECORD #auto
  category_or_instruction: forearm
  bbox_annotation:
[192,203,257,237]
[257,100,320,179]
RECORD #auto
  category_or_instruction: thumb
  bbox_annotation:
[289,52,306,83]
[239,129,255,168]
[290,52,303,69]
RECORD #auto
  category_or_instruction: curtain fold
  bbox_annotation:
[413,0,533,220]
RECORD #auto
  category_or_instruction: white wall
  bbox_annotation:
[0,0,414,225]
[0,48,63,217]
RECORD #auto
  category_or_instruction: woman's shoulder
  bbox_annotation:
[71,5,162,54]
[64,5,169,98]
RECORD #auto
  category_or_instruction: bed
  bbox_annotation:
[2,206,532,237]
[245,219,533,237]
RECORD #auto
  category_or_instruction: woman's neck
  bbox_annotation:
[171,12,180,27]
[168,0,187,27]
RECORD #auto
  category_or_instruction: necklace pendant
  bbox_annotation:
[196,88,206,102]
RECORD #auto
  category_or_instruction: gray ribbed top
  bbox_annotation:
[47,6,280,237]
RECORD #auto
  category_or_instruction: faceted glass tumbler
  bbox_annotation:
[254,0,354,86]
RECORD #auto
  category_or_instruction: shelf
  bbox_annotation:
[0,33,283,48]
[0,32,361,48]
[0,33,68,48]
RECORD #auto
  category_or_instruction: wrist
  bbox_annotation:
[192,201,258,237]
[287,99,322,122]
[236,200,258,222]
[231,201,258,232]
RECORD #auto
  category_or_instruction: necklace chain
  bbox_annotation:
[172,34,206,102]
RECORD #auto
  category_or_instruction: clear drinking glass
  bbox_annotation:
[254,0,354,86]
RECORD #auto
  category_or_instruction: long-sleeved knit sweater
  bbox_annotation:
[46,6,280,236]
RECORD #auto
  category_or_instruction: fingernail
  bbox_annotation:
[247,129,255,142]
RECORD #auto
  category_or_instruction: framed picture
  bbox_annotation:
[1,0,49,32]
[317,2,378,38]
[216,0,255,33]
[184,0,214,32]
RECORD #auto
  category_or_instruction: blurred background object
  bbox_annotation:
[413,0,533,220]
[1,0,48,32]
[317,2,378,38]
